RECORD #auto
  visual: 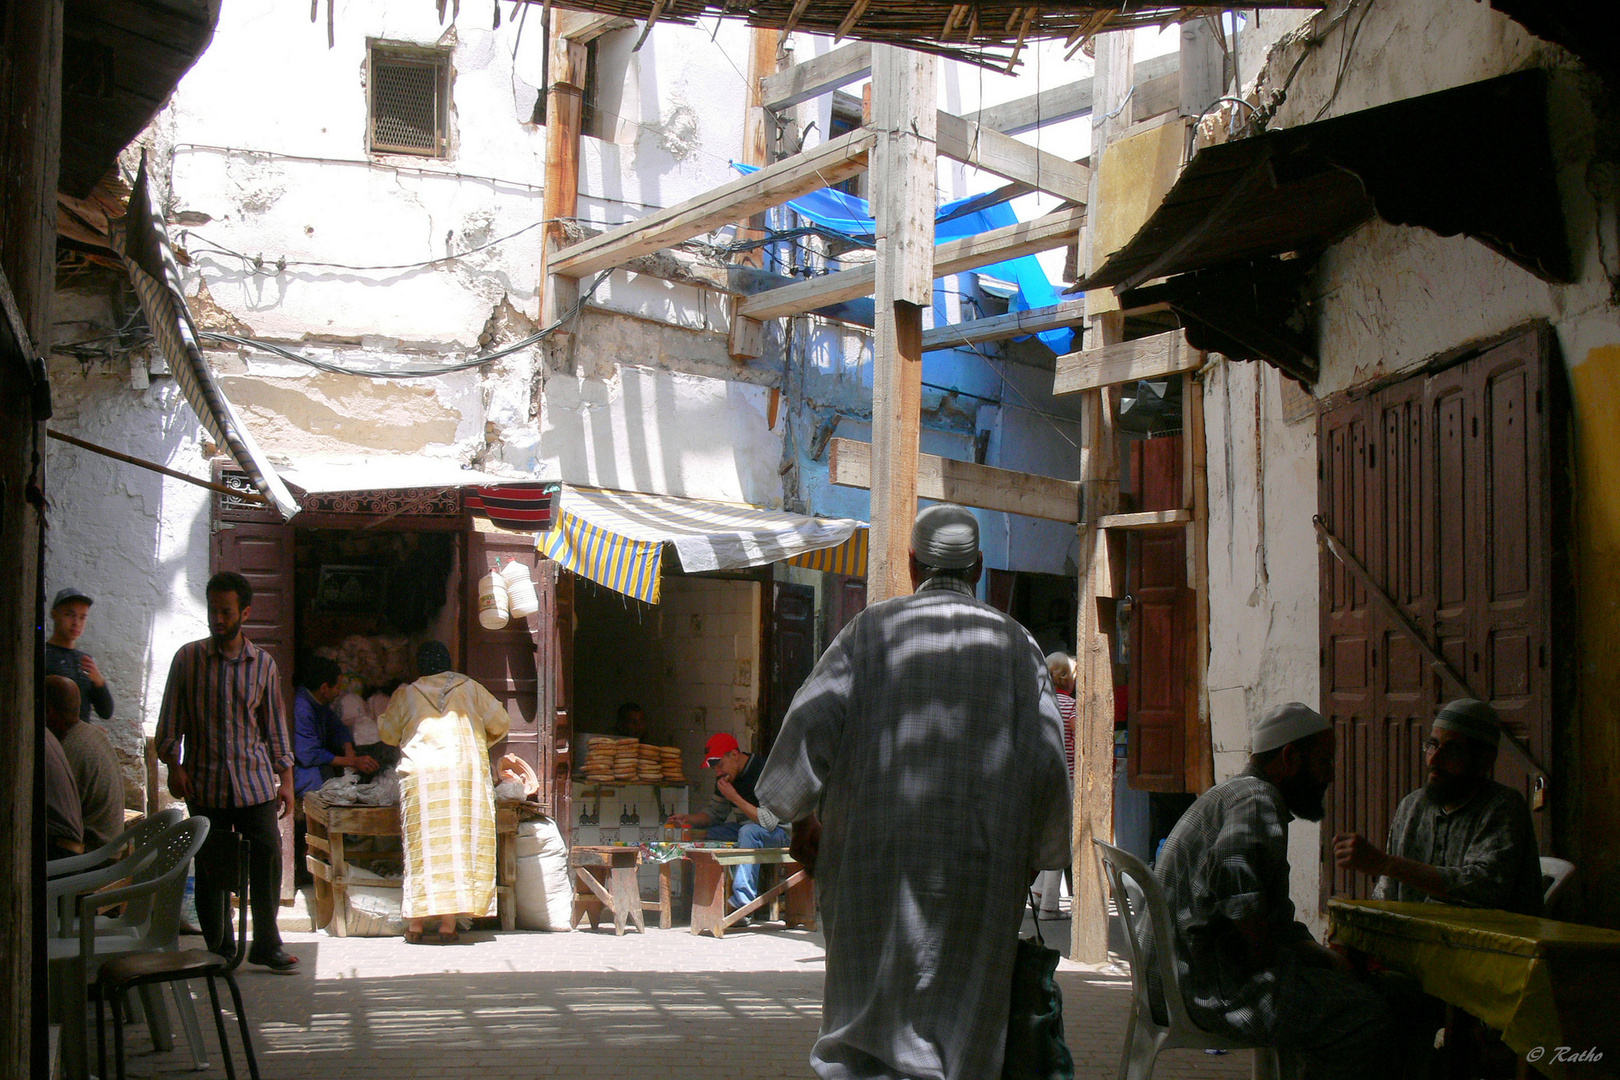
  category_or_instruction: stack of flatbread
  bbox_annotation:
[636,743,663,782]
[659,746,686,783]
[581,737,617,782]
[612,738,641,782]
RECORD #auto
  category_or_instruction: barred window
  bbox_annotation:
[368,44,450,157]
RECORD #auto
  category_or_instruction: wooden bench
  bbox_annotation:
[303,794,521,936]
[687,847,815,938]
[570,845,677,934]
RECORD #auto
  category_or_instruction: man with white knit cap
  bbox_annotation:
[1147,702,1396,1079]
[756,503,1070,1080]
[1334,699,1542,915]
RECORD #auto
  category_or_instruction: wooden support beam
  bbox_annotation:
[760,41,872,111]
[866,45,935,602]
[728,27,781,362]
[1132,70,1183,123]
[555,11,635,41]
[548,127,875,279]
[539,28,588,372]
[739,206,1085,321]
[935,110,1091,205]
[1073,28,1133,968]
[920,298,1086,352]
[1052,328,1198,396]
[829,438,1080,523]
[1098,508,1190,529]
[965,53,1180,135]
[1179,16,1227,119]
[1184,362,1214,793]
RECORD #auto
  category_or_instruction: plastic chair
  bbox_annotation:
[47,806,186,879]
[1540,856,1576,908]
[95,832,262,1080]
[1093,839,1280,1080]
[47,816,212,1080]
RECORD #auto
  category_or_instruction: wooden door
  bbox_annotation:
[1125,436,1192,792]
[1320,327,1557,901]
[211,518,297,896]
[824,574,867,647]
[462,531,549,799]
[765,582,816,757]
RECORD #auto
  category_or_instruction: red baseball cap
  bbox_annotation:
[703,732,740,761]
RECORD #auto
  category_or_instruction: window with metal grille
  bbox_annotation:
[368,45,449,157]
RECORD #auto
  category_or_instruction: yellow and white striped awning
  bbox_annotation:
[540,485,865,603]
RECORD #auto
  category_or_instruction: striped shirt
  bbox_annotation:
[1056,690,1076,773]
[156,635,291,808]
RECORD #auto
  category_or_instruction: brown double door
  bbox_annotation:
[1318,327,1558,901]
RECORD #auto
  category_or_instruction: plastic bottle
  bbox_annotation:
[477,571,510,630]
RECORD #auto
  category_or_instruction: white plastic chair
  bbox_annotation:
[47,806,186,880]
[1540,856,1575,908]
[47,815,212,1080]
[1094,839,1280,1080]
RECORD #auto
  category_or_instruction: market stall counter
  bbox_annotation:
[303,792,542,936]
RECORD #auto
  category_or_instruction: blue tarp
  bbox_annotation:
[732,163,1074,353]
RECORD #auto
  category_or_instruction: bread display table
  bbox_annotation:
[686,847,815,938]
[302,793,522,936]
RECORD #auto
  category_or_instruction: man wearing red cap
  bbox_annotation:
[666,731,788,920]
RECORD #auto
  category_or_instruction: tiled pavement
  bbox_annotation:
[105,909,1255,1080]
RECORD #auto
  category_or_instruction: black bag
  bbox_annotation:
[1002,890,1076,1080]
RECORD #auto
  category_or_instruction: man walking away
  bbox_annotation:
[757,504,1071,1080]
[156,571,298,973]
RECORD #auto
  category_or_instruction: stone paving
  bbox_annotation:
[106,909,1255,1080]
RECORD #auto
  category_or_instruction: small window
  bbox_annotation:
[368,44,450,157]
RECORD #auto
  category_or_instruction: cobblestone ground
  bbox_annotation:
[104,912,1254,1080]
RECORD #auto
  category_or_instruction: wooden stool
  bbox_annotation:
[571,846,645,934]
[686,847,815,938]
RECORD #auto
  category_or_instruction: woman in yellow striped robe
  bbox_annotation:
[379,642,510,943]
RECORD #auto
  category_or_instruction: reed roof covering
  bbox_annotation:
[535,1,1325,68]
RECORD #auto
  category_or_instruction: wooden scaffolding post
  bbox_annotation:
[540,24,587,374]
[866,45,937,602]
[1072,28,1133,965]
[728,28,782,361]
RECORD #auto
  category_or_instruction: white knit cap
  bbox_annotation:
[910,503,980,569]
[1250,701,1331,755]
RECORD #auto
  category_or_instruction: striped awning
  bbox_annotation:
[111,152,298,520]
[786,529,868,576]
[539,485,864,604]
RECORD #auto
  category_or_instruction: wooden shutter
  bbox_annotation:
[765,582,816,756]
[825,574,867,647]
[1126,436,1193,792]
[1320,327,1555,901]
[461,531,551,807]
[210,517,296,896]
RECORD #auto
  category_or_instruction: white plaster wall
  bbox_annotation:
[539,365,781,506]
[44,358,213,741]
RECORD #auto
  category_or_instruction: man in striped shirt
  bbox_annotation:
[156,571,298,973]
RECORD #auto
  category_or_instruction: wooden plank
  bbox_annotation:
[760,41,871,111]
[966,53,1180,135]
[540,30,587,371]
[867,44,935,602]
[1184,365,1214,792]
[556,11,635,42]
[728,27,780,362]
[1179,16,1227,119]
[935,110,1092,206]
[829,437,1079,523]
[549,127,875,279]
[1098,508,1190,529]
[920,299,1086,352]
[1073,28,1133,968]
[739,206,1085,321]
[1132,70,1183,123]
[1052,328,1197,396]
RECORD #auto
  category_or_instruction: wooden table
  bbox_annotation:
[687,847,815,938]
[303,794,522,936]
[570,845,675,934]
[1329,899,1620,1078]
